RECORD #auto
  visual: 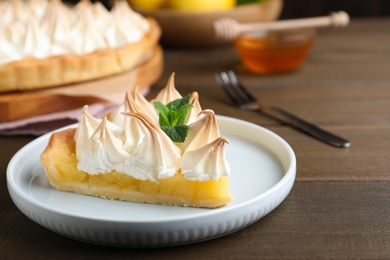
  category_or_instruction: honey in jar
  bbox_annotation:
[234,28,316,74]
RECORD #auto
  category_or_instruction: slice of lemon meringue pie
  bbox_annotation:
[41,73,232,208]
[0,0,160,92]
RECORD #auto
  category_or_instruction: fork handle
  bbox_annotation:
[261,105,350,148]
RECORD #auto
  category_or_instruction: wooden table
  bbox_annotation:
[1,19,390,259]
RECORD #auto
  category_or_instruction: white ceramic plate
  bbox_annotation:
[7,116,296,247]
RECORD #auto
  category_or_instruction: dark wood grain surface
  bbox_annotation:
[2,19,390,259]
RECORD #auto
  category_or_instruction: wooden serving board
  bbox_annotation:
[0,45,163,123]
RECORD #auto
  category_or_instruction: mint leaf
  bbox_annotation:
[166,94,190,110]
[154,101,169,115]
[161,124,190,143]
[154,101,170,126]
[154,94,193,143]
[175,103,194,125]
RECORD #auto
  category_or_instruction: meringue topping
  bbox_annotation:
[75,105,102,153]
[128,87,159,123]
[75,105,122,157]
[77,117,129,175]
[75,74,230,182]
[110,87,158,125]
[0,0,151,65]
[152,73,182,104]
[176,109,220,153]
[181,137,230,181]
[22,17,50,59]
[186,91,203,124]
[122,113,182,182]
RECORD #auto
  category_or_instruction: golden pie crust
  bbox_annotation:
[0,18,161,93]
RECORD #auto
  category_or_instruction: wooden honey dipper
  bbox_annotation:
[214,11,350,41]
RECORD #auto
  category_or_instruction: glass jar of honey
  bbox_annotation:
[234,28,316,74]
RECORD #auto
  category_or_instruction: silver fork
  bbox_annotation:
[215,71,350,148]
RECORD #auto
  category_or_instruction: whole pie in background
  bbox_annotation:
[0,0,161,93]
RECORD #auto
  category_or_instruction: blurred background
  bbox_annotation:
[65,0,390,18]
[280,0,390,18]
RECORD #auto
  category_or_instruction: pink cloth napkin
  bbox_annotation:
[0,103,118,136]
[0,86,150,136]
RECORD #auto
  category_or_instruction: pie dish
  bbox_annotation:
[0,0,161,92]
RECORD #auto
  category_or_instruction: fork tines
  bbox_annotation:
[215,71,257,106]
[215,71,351,148]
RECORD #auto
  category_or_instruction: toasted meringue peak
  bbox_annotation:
[125,91,136,112]
[109,92,143,126]
[74,0,92,9]
[0,26,23,64]
[131,87,159,123]
[112,0,150,32]
[124,112,163,138]
[109,93,129,127]
[109,89,158,126]
[105,0,149,46]
[75,105,102,149]
[177,109,220,153]
[23,17,50,58]
[1,1,17,25]
[93,1,112,30]
[122,112,181,182]
[120,115,144,155]
[70,12,107,54]
[40,0,71,49]
[181,137,230,181]
[118,93,146,153]
[153,73,182,104]
[186,91,203,124]
[26,0,49,19]
[10,0,28,23]
[75,105,122,153]
[96,117,129,164]
[77,117,129,174]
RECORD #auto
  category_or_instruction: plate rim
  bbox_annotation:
[6,115,296,245]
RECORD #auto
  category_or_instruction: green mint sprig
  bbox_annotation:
[154,94,193,143]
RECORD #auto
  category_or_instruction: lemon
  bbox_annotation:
[168,0,236,12]
[128,0,168,11]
